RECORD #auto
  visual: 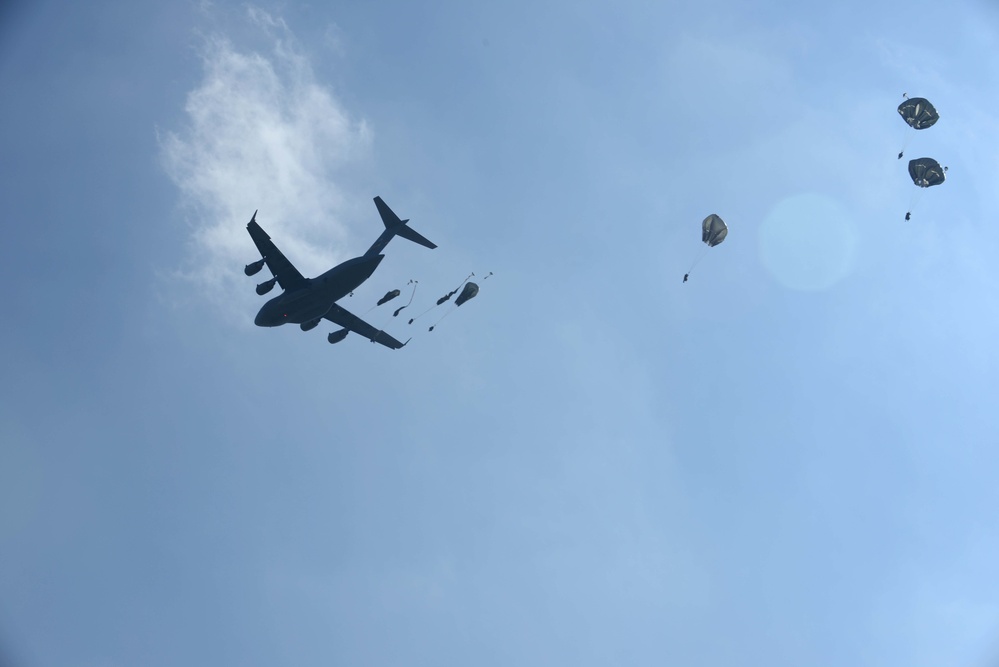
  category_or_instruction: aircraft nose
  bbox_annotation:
[254,308,277,327]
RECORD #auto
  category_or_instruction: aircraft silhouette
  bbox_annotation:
[244,197,435,349]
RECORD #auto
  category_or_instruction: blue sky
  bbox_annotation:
[2,1,999,665]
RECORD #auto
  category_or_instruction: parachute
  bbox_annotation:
[454,282,479,306]
[905,157,947,220]
[377,289,401,306]
[685,214,727,282]
[908,157,947,188]
[898,96,939,130]
[897,94,939,158]
[429,282,480,332]
[702,214,728,247]
[409,273,474,324]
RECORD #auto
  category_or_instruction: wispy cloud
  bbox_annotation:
[161,8,371,310]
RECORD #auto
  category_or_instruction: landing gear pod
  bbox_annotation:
[301,318,321,332]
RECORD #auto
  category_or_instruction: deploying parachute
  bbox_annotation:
[429,282,479,332]
[454,281,479,307]
[377,289,401,306]
[897,94,939,159]
[409,273,474,324]
[905,157,947,220]
[402,271,488,332]
[393,280,418,317]
[685,214,727,282]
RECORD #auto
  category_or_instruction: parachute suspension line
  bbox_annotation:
[408,302,436,325]
[686,244,710,275]
[428,304,457,332]
[451,272,474,293]
[906,188,924,220]
[897,130,913,160]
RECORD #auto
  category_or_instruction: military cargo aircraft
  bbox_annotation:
[244,197,435,349]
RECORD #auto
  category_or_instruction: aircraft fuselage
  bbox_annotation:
[254,254,384,327]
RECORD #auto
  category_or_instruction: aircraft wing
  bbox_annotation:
[323,303,407,349]
[247,216,308,290]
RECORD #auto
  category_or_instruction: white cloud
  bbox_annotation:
[161,9,371,313]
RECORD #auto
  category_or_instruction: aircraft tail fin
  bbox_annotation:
[365,196,437,256]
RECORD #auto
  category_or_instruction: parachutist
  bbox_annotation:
[429,326,435,332]
[905,212,911,221]
[685,214,727,281]
[408,318,414,324]
[898,151,904,159]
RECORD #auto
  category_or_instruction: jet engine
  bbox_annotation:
[256,277,277,295]
[244,259,265,276]
[301,318,321,332]
[327,328,349,344]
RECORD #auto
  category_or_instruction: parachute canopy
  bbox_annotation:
[455,282,479,307]
[702,214,728,247]
[908,157,947,188]
[898,97,939,130]
[377,289,401,306]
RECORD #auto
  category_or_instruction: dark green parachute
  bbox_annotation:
[897,95,940,159]
[429,279,483,332]
[377,289,401,306]
[908,157,947,188]
[685,215,727,282]
[905,158,947,220]
[455,282,479,306]
[701,214,728,247]
[898,97,939,130]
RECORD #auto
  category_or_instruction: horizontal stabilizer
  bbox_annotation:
[365,196,437,256]
[394,223,437,250]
